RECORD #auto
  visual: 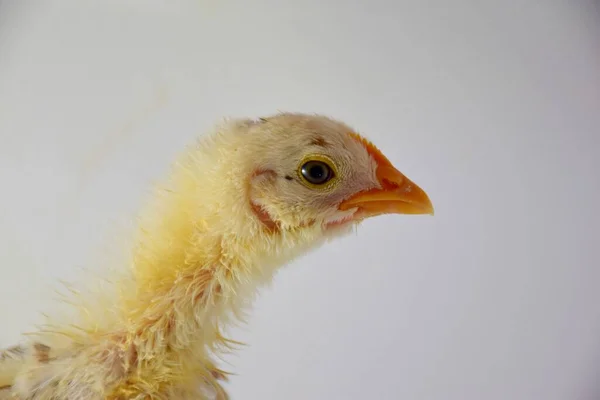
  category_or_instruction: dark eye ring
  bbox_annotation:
[300,160,334,185]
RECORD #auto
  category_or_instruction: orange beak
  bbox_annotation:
[339,134,434,219]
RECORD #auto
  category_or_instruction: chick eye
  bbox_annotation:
[300,160,333,185]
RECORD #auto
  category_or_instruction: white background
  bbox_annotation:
[1,1,599,399]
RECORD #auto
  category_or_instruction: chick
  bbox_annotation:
[0,112,433,399]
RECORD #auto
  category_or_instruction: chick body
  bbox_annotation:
[0,113,433,399]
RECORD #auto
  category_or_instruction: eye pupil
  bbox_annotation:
[301,161,333,185]
[310,165,324,178]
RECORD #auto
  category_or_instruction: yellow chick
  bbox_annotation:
[0,112,433,399]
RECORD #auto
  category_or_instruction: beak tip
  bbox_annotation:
[419,195,434,216]
[426,202,435,216]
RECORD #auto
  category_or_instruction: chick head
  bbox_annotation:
[239,113,434,235]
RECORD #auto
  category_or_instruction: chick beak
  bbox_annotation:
[339,142,434,218]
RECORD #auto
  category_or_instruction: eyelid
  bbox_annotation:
[296,154,339,190]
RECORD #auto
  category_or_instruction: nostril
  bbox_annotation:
[381,178,400,190]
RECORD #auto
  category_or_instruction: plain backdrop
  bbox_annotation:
[1,1,599,399]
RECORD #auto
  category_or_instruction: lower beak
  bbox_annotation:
[339,164,434,218]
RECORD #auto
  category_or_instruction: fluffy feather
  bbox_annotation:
[0,113,433,399]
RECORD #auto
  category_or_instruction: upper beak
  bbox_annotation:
[339,160,434,219]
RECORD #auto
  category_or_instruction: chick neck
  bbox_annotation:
[118,122,325,366]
